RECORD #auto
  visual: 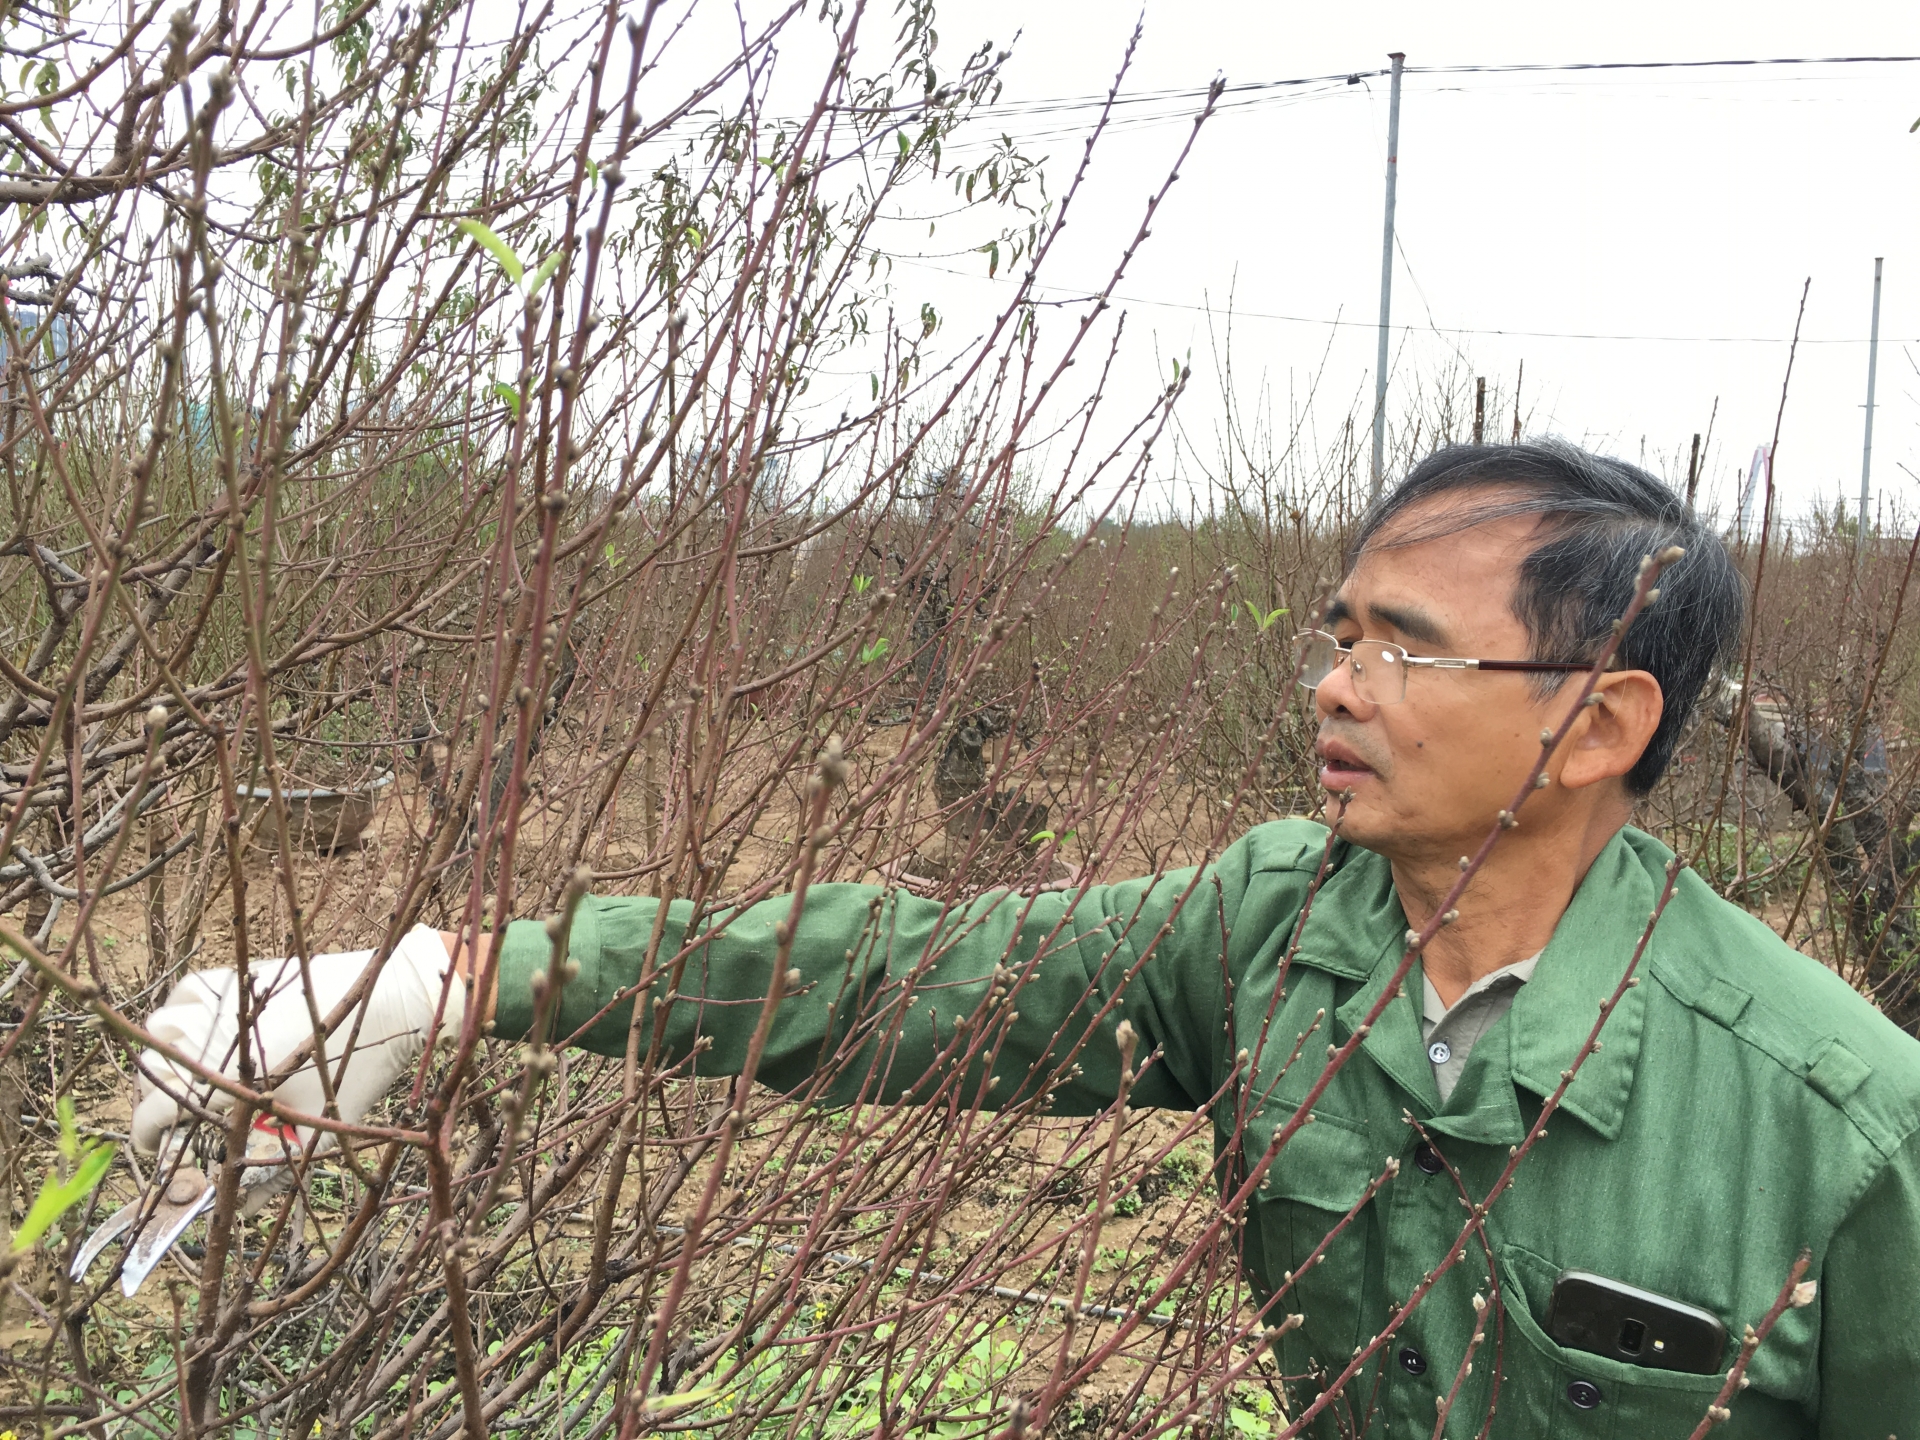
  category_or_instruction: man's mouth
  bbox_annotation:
[1316,738,1378,791]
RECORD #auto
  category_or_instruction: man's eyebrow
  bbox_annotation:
[1322,596,1352,629]
[1367,601,1449,648]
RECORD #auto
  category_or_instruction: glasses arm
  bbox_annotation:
[1299,632,1605,676]
[1470,659,1605,673]
[1398,656,1601,673]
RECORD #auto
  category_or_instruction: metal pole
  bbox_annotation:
[1369,52,1405,500]
[1856,257,1883,566]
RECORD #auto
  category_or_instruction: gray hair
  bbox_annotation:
[1349,439,1744,795]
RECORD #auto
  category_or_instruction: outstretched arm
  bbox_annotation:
[470,865,1239,1115]
[130,831,1285,1158]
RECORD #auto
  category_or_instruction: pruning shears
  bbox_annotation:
[71,1163,215,1296]
[72,1121,300,1296]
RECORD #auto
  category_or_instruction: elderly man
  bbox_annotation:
[133,441,1920,1436]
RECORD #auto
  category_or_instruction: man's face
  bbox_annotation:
[1313,494,1590,865]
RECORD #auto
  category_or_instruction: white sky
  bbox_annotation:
[840,0,1920,525]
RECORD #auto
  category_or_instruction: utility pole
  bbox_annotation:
[1369,52,1405,500]
[1856,257,1883,567]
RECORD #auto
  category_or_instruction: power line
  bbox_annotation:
[888,255,1918,346]
[623,53,1920,158]
[980,54,1920,121]
[911,53,1920,151]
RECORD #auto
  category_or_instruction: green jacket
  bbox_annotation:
[497,821,1920,1438]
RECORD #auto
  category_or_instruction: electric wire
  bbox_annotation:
[886,255,1918,348]
[963,54,1920,126]
[626,52,1920,156]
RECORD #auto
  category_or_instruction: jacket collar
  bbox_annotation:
[1504,827,1656,1141]
[1291,828,1660,1144]
[1297,845,1445,1115]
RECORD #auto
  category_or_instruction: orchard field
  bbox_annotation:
[0,2,1915,1435]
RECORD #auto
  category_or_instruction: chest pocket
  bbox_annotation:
[1485,1244,1739,1440]
[1240,1106,1384,1373]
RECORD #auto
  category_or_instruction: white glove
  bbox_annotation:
[130,924,466,1160]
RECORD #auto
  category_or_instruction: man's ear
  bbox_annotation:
[1555,670,1664,792]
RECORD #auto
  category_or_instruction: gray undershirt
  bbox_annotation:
[1420,953,1541,1103]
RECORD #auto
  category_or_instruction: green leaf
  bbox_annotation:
[526,252,563,296]
[455,218,523,285]
[55,1094,80,1163]
[638,1382,728,1414]
[13,1141,113,1252]
[1244,600,1288,633]
[491,382,522,417]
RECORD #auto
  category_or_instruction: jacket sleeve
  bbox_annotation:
[1815,1124,1920,1437]
[491,839,1262,1116]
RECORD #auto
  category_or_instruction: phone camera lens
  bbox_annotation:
[1617,1318,1647,1355]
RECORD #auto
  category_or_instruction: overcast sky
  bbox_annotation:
[837,0,1920,526]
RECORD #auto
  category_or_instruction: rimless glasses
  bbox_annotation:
[1292,629,1601,706]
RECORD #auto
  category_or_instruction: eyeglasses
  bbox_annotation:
[1292,629,1599,705]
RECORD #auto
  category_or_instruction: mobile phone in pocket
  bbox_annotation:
[1545,1270,1728,1375]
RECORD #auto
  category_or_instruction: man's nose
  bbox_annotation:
[1314,654,1376,722]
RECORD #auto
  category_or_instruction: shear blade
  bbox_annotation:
[72,1201,140,1282]
[120,1168,217,1298]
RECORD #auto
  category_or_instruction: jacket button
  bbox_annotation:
[1413,1141,1445,1175]
[1397,1346,1427,1376]
[1567,1378,1603,1410]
